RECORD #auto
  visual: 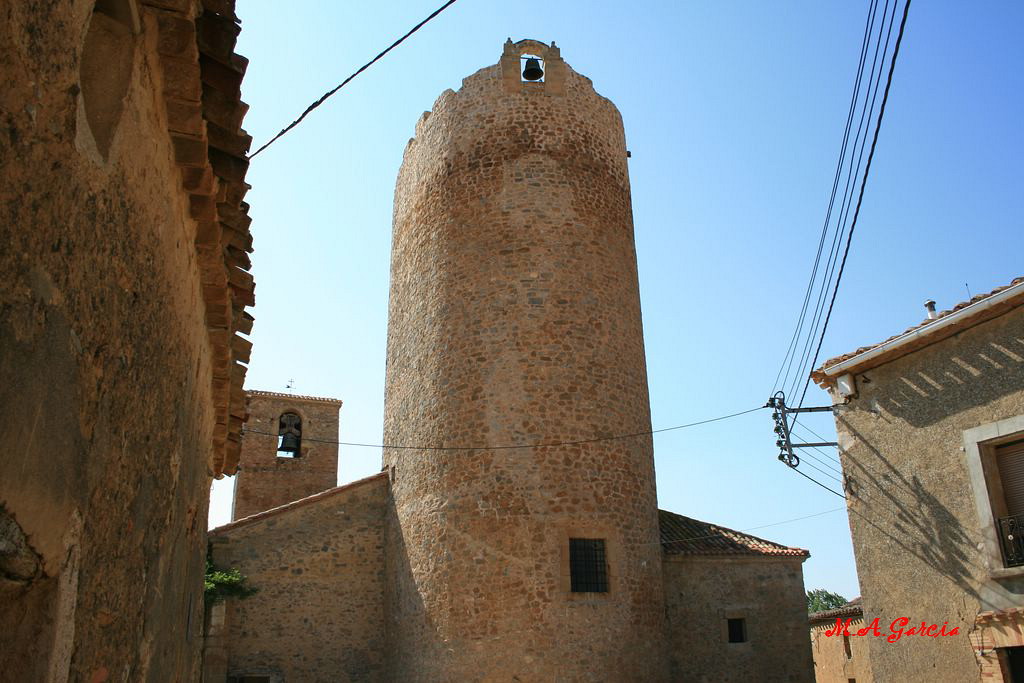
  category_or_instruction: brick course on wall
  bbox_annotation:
[382,38,668,680]
[663,556,815,683]
[208,473,389,682]
[232,392,342,520]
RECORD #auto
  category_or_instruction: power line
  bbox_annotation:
[659,506,846,549]
[796,0,912,409]
[788,0,896,403]
[789,424,842,470]
[773,0,882,397]
[249,0,460,159]
[241,405,765,451]
[791,466,847,499]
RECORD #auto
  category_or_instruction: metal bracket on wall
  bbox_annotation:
[766,391,838,468]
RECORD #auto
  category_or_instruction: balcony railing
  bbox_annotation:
[998,514,1024,568]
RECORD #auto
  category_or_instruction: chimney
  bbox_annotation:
[924,299,938,320]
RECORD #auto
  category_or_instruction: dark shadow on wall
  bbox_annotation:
[837,417,994,607]
[871,328,1024,430]
[382,489,433,680]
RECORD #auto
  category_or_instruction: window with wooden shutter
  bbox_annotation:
[997,439,1024,516]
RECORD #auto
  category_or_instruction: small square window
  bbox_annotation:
[569,538,608,592]
[727,617,747,643]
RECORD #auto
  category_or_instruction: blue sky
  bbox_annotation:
[210,0,1023,600]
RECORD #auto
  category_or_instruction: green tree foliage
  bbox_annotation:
[806,588,848,614]
[204,551,258,606]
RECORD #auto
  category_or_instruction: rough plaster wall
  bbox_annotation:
[232,394,341,520]
[835,309,1024,682]
[0,2,213,680]
[213,475,388,682]
[662,557,814,683]
[810,617,874,683]
[382,53,667,680]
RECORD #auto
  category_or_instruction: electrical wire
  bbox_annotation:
[789,424,843,470]
[796,0,912,409]
[659,506,846,549]
[787,0,897,404]
[772,0,881,397]
[791,466,847,499]
[241,405,765,452]
[249,0,459,159]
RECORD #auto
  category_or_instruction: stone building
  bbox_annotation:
[0,0,253,679]
[812,276,1024,681]
[204,40,814,682]
[809,598,874,683]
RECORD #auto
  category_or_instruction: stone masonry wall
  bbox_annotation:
[830,308,1024,682]
[663,557,815,683]
[209,473,389,682]
[810,615,874,683]
[232,392,341,520]
[0,1,225,679]
[382,40,668,680]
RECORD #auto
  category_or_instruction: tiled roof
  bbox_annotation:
[659,509,810,558]
[209,472,388,535]
[248,390,343,405]
[144,0,255,476]
[809,597,863,626]
[813,276,1024,386]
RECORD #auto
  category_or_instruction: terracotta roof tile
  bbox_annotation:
[142,0,255,476]
[247,390,343,405]
[659,509,810,558]
[814,275,1024,384]
[809,597,863,625]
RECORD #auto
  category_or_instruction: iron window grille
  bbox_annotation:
[998,514,1024,568]
[569,538,608,593]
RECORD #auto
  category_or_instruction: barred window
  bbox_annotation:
[569,538,608,593]
[727,617,747,643]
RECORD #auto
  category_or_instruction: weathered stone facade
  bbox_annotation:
[208,393,816,682]
[383,38,667,681]
[231,391,342,520]
[0,0,253,679]
[660,511,815,683]
[809,599,874,683]
[205,40,816,683]
[813,278,1024,681]
[207,473,389,682]
[664,557,814,683]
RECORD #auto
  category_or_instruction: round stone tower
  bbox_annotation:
[383,39,668,680]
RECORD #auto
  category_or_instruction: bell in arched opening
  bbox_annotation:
[277,412,302,456]
[522,57,544,81]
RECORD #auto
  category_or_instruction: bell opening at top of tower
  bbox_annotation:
[520,54,544,82]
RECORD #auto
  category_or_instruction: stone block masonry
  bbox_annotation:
[382,38,669,681]
[232,391,342,520]
[208,473,390,682]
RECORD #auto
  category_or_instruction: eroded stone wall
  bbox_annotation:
[831,308,1024,682]
[209,474,389,682]
[810,615,874,683]
[382,40,668,680]
[0,1,218,679]
[232,392,342,520]
[663,557,814,683]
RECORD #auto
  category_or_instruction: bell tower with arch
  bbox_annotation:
[230,390,342,520]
